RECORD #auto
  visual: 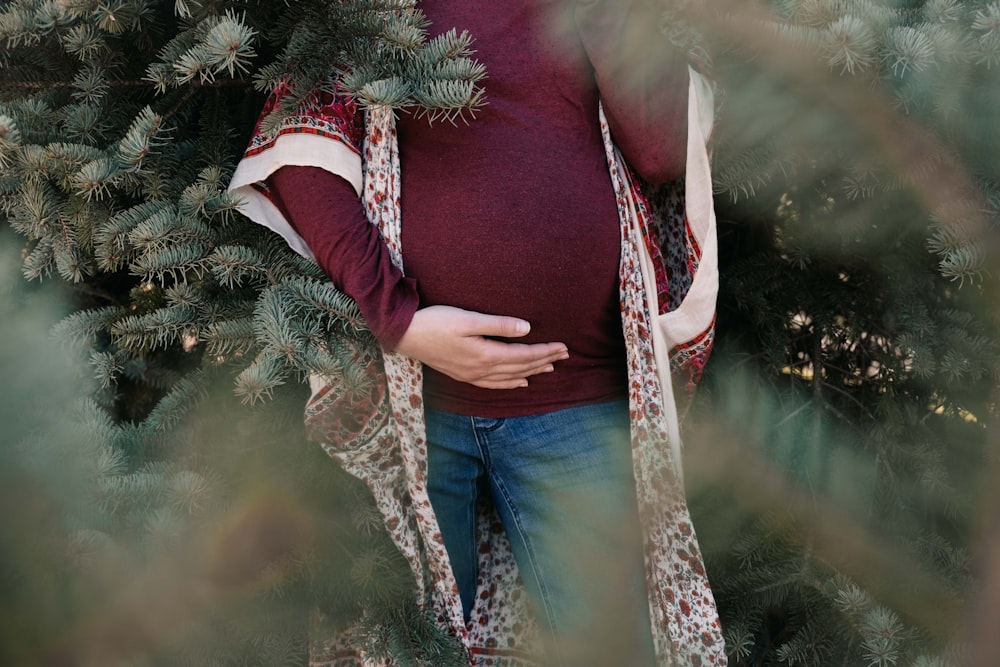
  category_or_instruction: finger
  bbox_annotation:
[479,360,558,381]
[496,346,569,370]
[472,378,531,390]
[461,312,532,339]
[470,363,554,384]
[523,361,557,377]
[476,340,569,366]
[466,352,568,382]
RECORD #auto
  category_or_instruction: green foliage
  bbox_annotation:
[0,1,464,663]
[0,239,430,666]
[0,0,997,665]
[709,0,999,286]
[685,0,999,664]
[253,0,486,127]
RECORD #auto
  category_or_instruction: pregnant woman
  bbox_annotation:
[230,1,725,665]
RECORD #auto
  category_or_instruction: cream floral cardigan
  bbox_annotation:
[229,65,726,666]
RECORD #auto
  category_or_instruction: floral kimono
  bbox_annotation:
[229,62,724,666]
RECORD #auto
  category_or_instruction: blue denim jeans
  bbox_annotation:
[425,400,655,665]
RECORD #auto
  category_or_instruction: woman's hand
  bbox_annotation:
[394,305,569,389]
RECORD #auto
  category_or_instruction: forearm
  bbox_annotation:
[268,166,419,349]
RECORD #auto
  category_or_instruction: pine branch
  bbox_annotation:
[234,350,286,404]
[0,79,251,89]
[203,316,258,358]
[110,305,199,352]
[143,372,208,436]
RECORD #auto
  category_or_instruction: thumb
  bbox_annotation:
[466,313,531,338]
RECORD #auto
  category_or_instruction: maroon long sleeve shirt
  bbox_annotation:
[269,0,688,417]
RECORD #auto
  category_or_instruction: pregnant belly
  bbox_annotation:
[400,200,623,357]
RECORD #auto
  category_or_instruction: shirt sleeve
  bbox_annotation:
[574,0,689,185]
[268,165,419,351]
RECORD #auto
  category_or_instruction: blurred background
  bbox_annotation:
[0,0,997,665]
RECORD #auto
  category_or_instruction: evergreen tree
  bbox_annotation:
[0,0,997,665]
[685,1,1000,664]
[0,1,478,664]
